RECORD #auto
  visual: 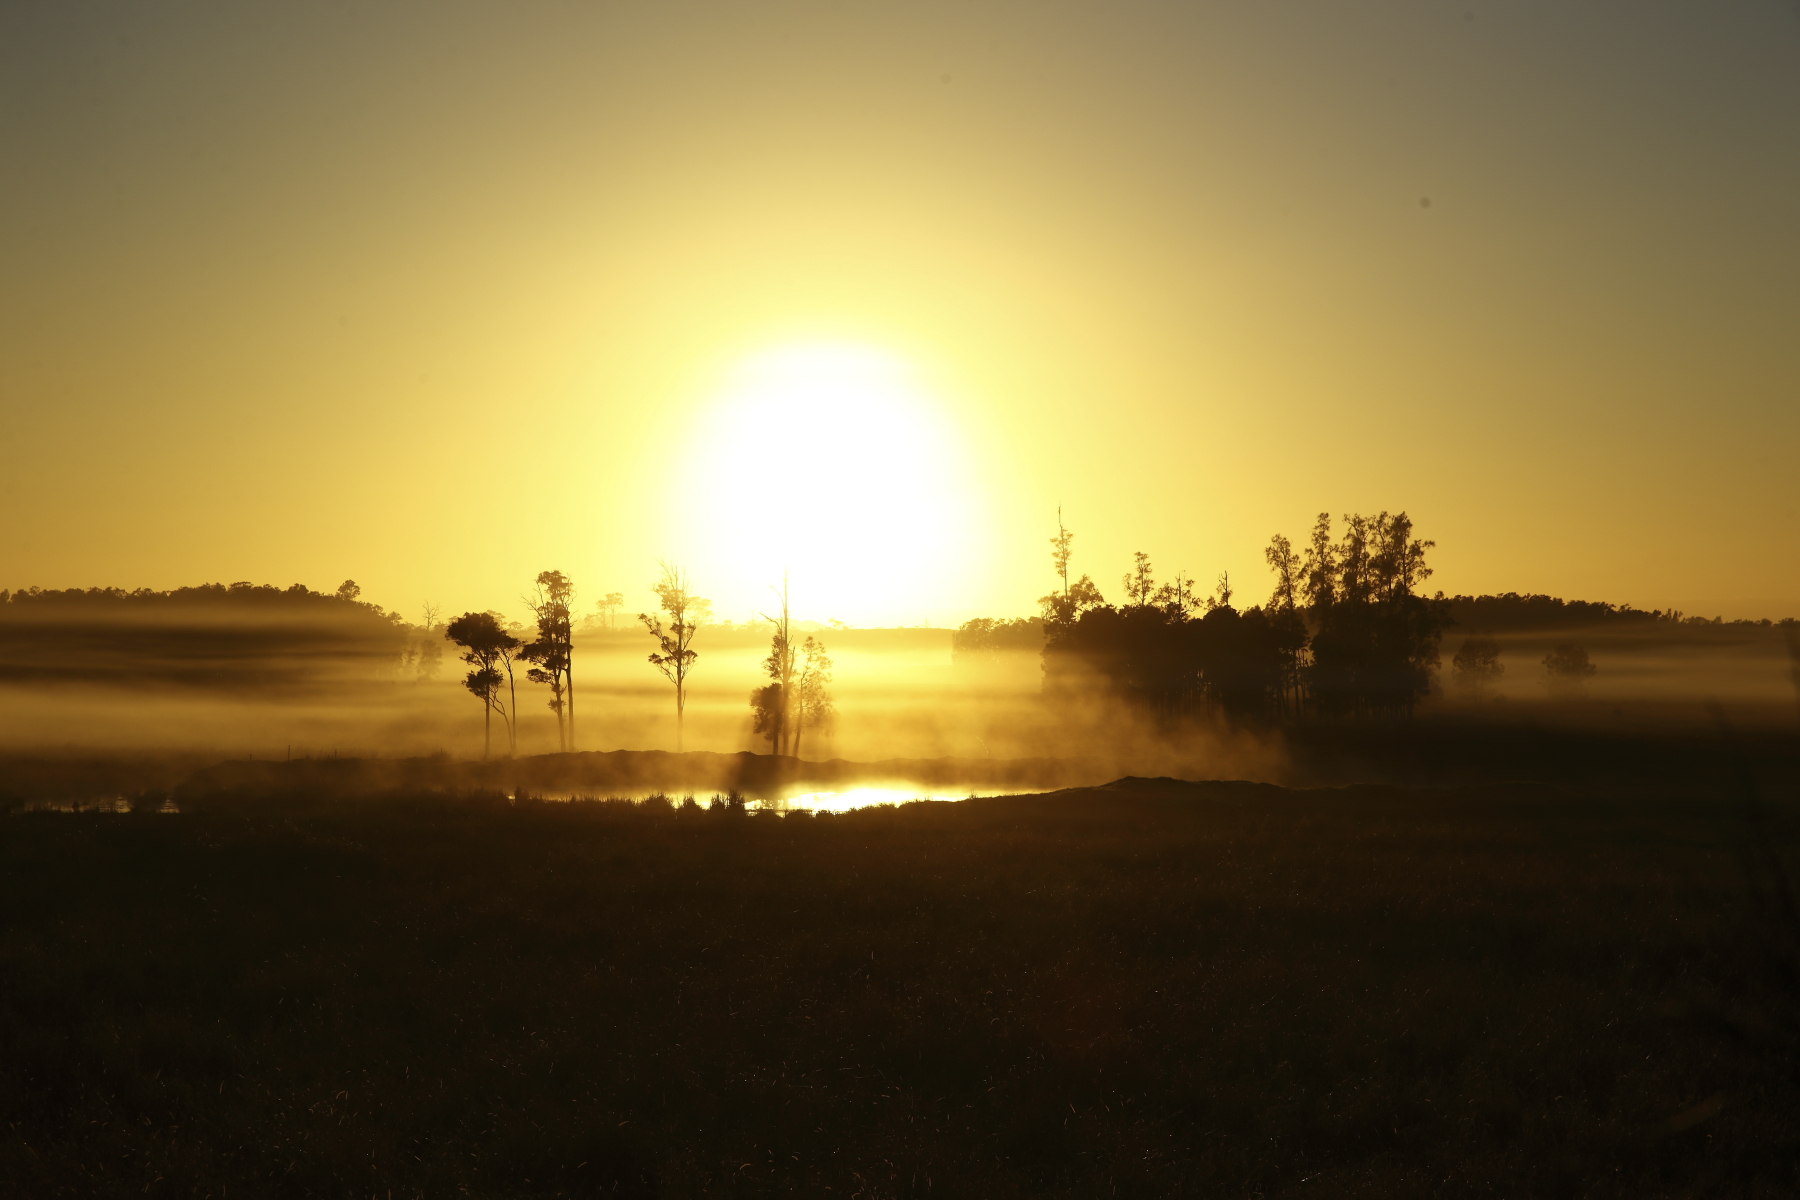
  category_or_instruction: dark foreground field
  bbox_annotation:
[4,775,1799,1197]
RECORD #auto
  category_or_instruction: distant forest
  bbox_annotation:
[0,580,398,616]
[0,581,408,690]
[954,591,1791,658]
[4,574,1781,635]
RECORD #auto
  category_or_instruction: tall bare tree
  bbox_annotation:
[640,562,704,752]
[520,570,576,751]
[410,602,444,682]
[1050,508,1073,598]
[755,575,797,755]
[1038,513,1104,630]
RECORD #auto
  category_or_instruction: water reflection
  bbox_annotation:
[503,788,986,813]
[774,786,976,813]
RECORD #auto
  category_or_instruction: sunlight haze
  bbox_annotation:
[4,0,1797,622]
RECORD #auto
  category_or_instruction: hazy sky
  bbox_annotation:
[6,0,1798,625]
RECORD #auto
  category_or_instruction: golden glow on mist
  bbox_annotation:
[681,343,983,625]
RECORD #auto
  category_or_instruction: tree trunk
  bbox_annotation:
[507,663,518,758]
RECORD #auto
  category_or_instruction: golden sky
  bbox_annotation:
[5,0,1798,625]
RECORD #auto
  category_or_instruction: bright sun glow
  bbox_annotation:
[680,342,984,625]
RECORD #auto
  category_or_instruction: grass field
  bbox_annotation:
[3,772,1798,1197]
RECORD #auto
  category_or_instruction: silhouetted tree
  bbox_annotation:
[1123,551,1157,606]
[749,682,785,754]
[445,611,522,759]
[792,635,834,759]
[1050,510,1073,596]
[1452,636,1504,696]
[336,579,362,603]
[641,562,703,752]
[1301,513,1337,610]
[1265,535,1301,611]
[1542,643,1596,696]
[405,602,444,682]
[520,570,576,751]
[1038,513,1104,632]
[1261,537,1310,717]
[754,576,797,755]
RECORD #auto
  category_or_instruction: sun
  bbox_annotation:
[679,342,984,625]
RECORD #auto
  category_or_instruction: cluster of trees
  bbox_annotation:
[581,592,629,631]
[442,570,580,760]
[1006,512,1793,717]
[1450,637,1599,699]
[1022,511,1447,720]
[748,578,835,758]
[441,563,835,760]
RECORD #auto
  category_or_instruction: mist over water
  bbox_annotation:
[2,594,1794,804]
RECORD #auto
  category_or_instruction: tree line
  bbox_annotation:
[0,580,392,613]
[0,571,836,761]
[1440,593,1785,633]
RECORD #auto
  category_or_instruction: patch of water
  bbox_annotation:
[772,786,975,813]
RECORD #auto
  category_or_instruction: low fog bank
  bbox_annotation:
[1,597,1796,807]
[1437,622,1799,707]
[7,717,1798,816]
